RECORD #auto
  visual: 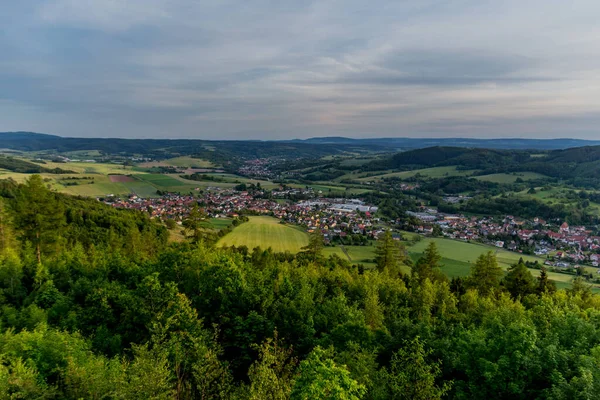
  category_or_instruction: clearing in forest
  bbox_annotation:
[217,216,308,253]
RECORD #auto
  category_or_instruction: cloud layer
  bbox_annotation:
[1,0,599,139]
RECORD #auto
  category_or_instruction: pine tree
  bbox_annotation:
[248,336,297,400]
[412,242,443,284]
[0,198,15,253]
[537,266,556,295]
[11,175,65,263]
[374,230,406,274]
[502,261,536,299]
[466,251,503,296]
[301,230,324,262]
[182,204,214,245]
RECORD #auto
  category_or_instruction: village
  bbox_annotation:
[104,188,381,243]
[407,208,600,268]
[106,185,600,270]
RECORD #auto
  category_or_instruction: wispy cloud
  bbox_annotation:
[1,0,599,139]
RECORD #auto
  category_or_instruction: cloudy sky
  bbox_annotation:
[1,1,599,139]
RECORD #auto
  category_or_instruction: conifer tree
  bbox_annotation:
[0,198,15,253]
[412,242,444,284]
[12,175,65,263]
[182,204,214,245]
[374,230,406,274]
[537,266,556,295]
[466,251,503,296]
[301,230,324,262]
[502,260,536,299]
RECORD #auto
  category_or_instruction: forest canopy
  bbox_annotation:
[0,175,599,399]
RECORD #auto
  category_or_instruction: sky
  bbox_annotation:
[1,1,600,140]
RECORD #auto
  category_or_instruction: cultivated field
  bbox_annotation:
[139,156,216,169]
[217,216,308,253]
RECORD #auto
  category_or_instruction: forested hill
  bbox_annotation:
[0,155,74,174]
[0,132,383,161]
[294,136,600,150]
[368,145,600,181]
[3,132,600,159]
[1,175,600,398]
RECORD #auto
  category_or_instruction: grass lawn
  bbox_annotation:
[217,216,308,253]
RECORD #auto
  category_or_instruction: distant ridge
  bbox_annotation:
[291,136,600,150]
[1,132,599,152]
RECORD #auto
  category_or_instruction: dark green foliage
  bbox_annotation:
[411,242,445,285]
[374,230,406,275]
[301,230,325,262]
[1,175,600,399]
[466,251,504,296]
[11,175,66,263]
[502,260,536,299]
[376,337,451,400]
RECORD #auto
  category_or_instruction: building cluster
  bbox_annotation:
[275,199,381,241]
[407,208,600,268]
[237,159,276,179]
[105,190,380,241]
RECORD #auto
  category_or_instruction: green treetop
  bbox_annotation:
[466,251,504,296]
[374,230,406,275]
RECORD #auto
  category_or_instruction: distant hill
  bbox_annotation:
[295,137,600,150]
[0,132,386,164]
[2,132,599,156]
[367,145,600,185]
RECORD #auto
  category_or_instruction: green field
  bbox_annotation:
[407,237,544,269]
[474,172,548,183]
[357,166,476,182]
[406,236,600,290]
[139,156,216,169]
[210,218,234,230]
[217,216,308,253]
[133,174,184,187]
[40,160,137,175]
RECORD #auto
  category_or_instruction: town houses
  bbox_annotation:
[406,207,600,268]
[104,189,381,243]
[105,187,600,269]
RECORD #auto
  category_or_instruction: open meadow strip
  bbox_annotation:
[217,216,309,253]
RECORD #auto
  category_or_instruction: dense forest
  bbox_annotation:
[0,132,379,163]
[366,146,600,186]
[0,175,599,399]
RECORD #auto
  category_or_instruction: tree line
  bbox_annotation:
[0,175,599,398]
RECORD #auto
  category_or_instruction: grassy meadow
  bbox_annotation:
[474,172,548,184]
[406,236,599,290]
[217,216,309,253]
[356,166,476,182]
[139,156,216,169]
